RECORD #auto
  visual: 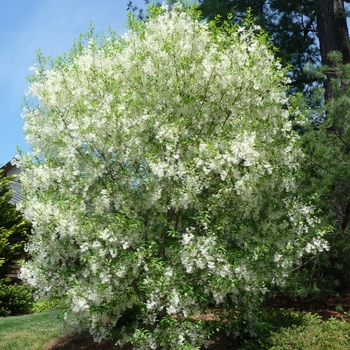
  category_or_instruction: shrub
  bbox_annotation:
[18,2,327,348]
[268,313,350,350]
[0,279,33,316]
[31,294,63,313]
[241,310,350,350]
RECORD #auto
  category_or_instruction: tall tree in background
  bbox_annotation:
[315,0,350,99]
[199,0,319,93]
[309,0,350,293]
[199,0,350,98]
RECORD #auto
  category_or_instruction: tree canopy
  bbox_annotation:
[18,3,327,348]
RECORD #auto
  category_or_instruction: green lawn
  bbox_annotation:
[2,309,350,350]
[0,312,63,350]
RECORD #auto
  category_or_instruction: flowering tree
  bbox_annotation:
[18,3,327,349]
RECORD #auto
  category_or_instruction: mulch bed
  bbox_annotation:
[44,331,239,350]
[44,332,125,350]
[44,294,350,350]
[265,293,350,321]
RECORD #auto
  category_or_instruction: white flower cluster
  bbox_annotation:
[18,3,327,349]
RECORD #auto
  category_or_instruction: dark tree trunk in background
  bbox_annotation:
[316,0,350,100]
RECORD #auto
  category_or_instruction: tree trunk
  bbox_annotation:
[316,0,350,100]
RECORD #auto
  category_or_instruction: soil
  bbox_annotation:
[43,294,350,350]
[43,331,238,350]
[265,293,350,322]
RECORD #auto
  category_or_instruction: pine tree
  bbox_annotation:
[199,0,320,93]
[315,0,350,99]
[199,0,350,98]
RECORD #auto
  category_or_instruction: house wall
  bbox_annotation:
[5,166,20,177]
[1,160,24,205]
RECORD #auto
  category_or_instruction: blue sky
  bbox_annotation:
[0,0,145,166]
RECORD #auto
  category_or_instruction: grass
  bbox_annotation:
[2,308,350,350]
[0,311,63,350]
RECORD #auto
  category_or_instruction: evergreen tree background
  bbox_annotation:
[198,0,320,94]
[296,54,350,295]
[0,170,29,280]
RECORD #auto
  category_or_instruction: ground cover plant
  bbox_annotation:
[18,2,328,349]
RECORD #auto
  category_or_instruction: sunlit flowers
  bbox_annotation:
[18,3,327,349]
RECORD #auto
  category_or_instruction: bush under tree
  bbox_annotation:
[18,3,328,349]
[0,280,33,316]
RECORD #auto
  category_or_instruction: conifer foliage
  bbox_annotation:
[0,170,28,279]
